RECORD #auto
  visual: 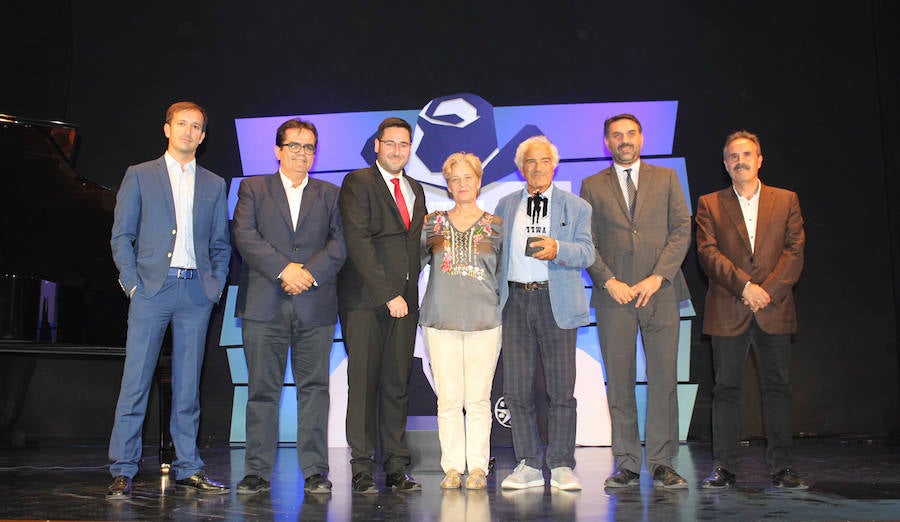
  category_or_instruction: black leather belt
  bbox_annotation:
[509,281,549,291]
[168,267,195,279]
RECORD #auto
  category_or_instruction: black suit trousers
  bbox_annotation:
[341,303,418,475]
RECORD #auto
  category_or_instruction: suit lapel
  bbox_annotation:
[633,163,651,222]
[294,178,319,234]
[721,188,753,254]
[549,184,563,238]
[154,157,177,222]
[266,173,294,231]
[605,167,631,219]
[754,183,774,252]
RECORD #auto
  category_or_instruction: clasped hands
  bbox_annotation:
[605,275,664,308]
[741,282,771,313]
[280,262,315,296]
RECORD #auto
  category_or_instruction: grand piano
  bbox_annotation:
[0,115,173,468]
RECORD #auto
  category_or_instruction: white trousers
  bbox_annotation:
[423,326,502,474]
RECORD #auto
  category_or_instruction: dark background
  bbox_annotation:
[3,1,898,445]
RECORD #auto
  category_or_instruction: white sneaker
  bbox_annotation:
[501,460,545,490]
[550,466,582,491]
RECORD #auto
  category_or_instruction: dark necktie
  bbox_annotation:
[625,168,637,220]
[391,178,411,229]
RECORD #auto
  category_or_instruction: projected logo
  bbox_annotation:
[223,93,698,447]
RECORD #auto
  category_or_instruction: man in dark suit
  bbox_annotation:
[580,114,691,489]
[338,117,427,493]
[232,119,347,495]
[696,130,807,490]
[107,101,231,499]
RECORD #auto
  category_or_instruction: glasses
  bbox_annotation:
[280,142,316,154]
[378,139,411,151]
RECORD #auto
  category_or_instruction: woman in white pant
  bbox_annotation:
[420,152,503,490]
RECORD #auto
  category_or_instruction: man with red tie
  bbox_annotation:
[338,118,428,493]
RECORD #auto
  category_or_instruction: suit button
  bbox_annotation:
[632,229,638,235]
[172,229,177,235]
[292,246,298,252]
[167,252,172,258]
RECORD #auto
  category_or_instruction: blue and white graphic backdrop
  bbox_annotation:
[221,93,698,447]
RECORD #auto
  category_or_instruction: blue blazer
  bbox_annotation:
[110,155,231,302]
[232,173,347,325]
[495,184,595,329]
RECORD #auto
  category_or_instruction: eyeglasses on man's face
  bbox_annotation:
[280,142,316,154]
[378,139,411,151]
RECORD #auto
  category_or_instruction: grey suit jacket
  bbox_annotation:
[232,173,347,325]
[110,155,231,302]
[579,162,691,307]
[496,185,595,329]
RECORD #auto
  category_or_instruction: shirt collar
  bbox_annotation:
[522,183,554,200]
[375,160,404,182]
[614,160,641,178]
[279,169,309,190]
[164,151,196,174]
[732,179,761,201]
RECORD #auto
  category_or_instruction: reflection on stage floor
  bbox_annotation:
[1,438,899,521]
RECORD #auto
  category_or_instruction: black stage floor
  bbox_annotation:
[1,438,899,521]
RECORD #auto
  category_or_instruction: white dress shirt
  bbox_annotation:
[165,152,196,269]
[734,180,761,253]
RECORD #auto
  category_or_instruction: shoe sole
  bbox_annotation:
[353,485,379,494]
[700,482,733,490]
[176,484,230,495]
[236,487,270,495]
[774,483,809,490]
[604,480,639,488]
[550,480,582,491]
[501,480,545,490]
[105,493,130,501]
[304,488,333,495]
[654,480,689,490]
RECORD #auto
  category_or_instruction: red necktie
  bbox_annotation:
[391,177,411,229]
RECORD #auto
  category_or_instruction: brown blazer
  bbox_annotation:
[696,182,805,336]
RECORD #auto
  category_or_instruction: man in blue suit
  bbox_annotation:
[232,119,346,495]
[107,101,231,499]
[495,136,595,491]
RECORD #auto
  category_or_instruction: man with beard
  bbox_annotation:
[338,117,427,493]
[696,130,807,490]
[580,114,691,489]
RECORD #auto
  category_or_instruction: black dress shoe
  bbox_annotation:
[772,467,808,490]
[604,468,640,488]
[385,471,422,492]
[236,474,270,495]
[701,466,736,489]
[176,470,229,494]
[304,473,333,494]
[652,465,689,489]
[352,471,378,494]
[106,475,132,500]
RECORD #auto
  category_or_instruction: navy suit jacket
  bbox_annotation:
[110,155,231,302]
[232,173,347,325]
[495,184,595,329]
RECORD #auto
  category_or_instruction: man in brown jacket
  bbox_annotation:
[696,130,807,490]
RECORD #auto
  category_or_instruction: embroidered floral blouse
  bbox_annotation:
[419,210,503,331]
